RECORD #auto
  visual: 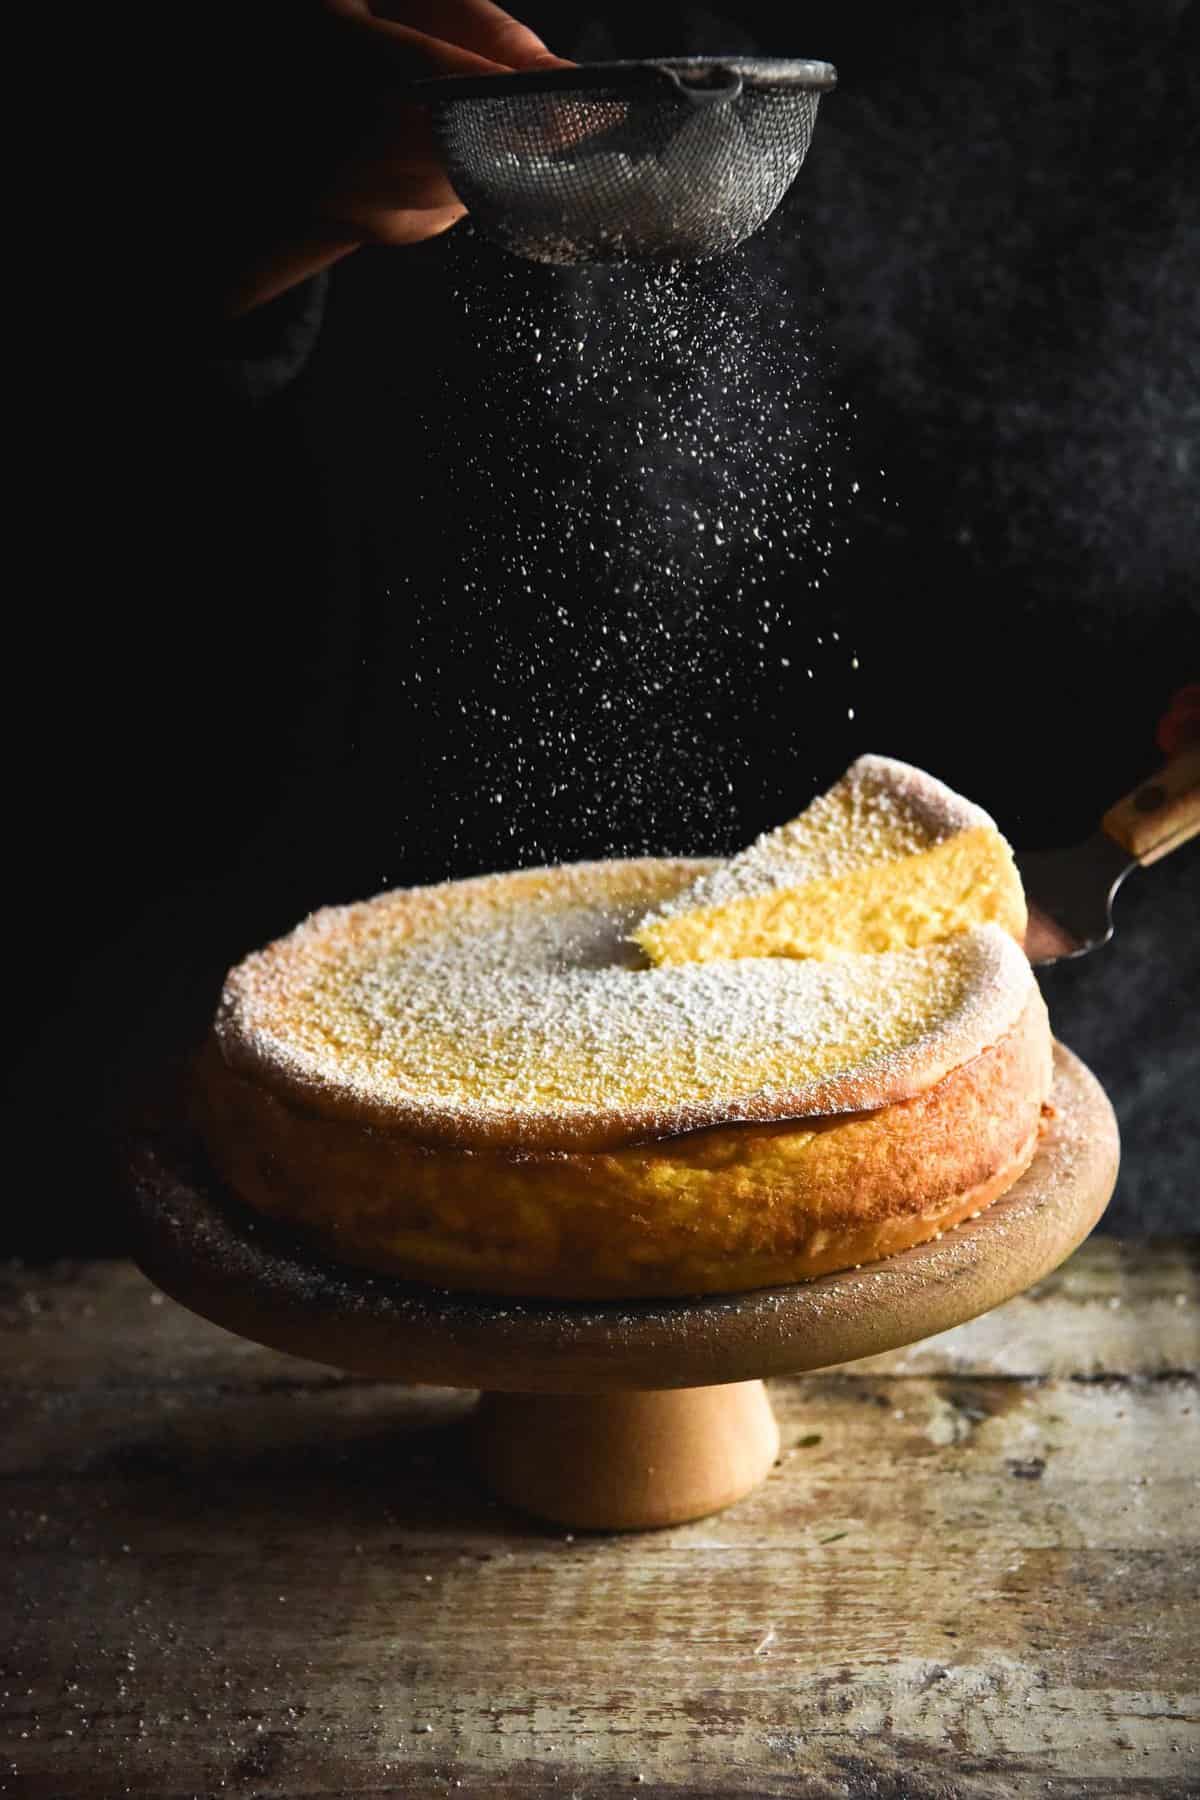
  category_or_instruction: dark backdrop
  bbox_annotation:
[8,0,1196,1257]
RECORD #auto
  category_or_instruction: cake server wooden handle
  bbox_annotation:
[1101,745,1200,867]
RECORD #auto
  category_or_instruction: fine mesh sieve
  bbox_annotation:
[413,57,836,266]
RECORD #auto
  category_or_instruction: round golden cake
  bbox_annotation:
[197,855,1052,1299]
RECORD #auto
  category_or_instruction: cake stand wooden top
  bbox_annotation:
[128,1043,1118,1393]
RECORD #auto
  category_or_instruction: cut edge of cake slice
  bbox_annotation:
[633,753,1027,966]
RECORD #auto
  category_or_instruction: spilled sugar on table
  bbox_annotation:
[2,1238,1197,1798]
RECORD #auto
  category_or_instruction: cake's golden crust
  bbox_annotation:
[196,989,1052,1300]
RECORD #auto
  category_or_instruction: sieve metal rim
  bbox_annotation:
[407,56,837,106]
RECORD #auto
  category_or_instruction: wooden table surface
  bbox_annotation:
[3,1242,1197,1799]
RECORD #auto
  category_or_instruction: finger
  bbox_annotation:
[364,0,572,71]
[314,76,470,240]
[352,104,464,209]
[323,0,511,78]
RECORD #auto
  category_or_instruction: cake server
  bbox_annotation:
[1018,745,1200,965]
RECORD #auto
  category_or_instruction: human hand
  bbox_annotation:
[222,1,569,314]
[313,0,570,249]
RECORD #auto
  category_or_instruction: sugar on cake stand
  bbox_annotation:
[128,1044,1117,1531]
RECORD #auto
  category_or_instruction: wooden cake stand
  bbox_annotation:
[127,1044,1118,1531]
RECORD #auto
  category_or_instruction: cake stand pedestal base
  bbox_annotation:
[471,1381,779,1530]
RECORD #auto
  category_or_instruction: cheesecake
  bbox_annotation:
[198,796,1051,1299]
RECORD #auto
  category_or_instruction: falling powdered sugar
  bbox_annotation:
[381,227,871,878]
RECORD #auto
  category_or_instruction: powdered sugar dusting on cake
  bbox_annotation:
[638,755,1001,925]
[215,856,1034,1152]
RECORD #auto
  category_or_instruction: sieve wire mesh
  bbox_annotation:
[422,58,835,265]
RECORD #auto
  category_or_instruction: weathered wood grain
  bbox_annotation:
[2,1246,1198,1799]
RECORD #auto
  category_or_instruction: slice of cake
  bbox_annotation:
[633,754,1026,966]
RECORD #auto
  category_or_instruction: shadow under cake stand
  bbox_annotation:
[128,1044,1118,1531]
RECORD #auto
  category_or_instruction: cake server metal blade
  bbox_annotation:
[1016,741,1200,967]
[1016,834,1136,966]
